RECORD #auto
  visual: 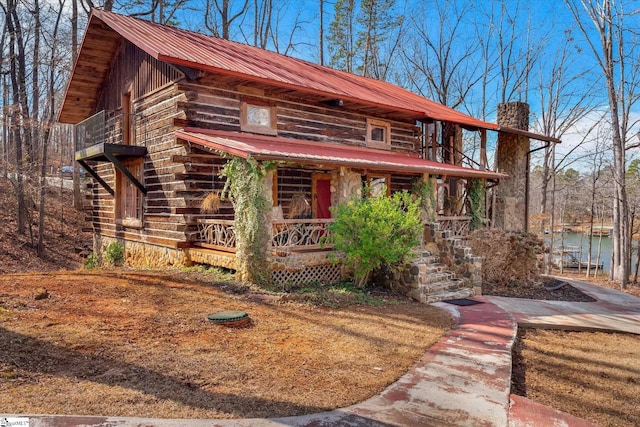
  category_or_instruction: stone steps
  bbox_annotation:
[394,222,481,304]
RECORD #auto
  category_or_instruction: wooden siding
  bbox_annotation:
[96,41,184,112]
[88,80,192,247]
[275,167,313,219]
[391,174,420,193]
[177,75,421,155]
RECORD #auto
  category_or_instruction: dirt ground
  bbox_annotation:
[512,329,640,427]
[0,178,453,418]
[482,276,597,302]
[488,270,640,427]
[0,177,89,274]
[0,269,451,419]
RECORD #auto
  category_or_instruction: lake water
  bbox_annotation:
[547,232,612,272]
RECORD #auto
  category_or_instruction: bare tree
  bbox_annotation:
[401,1,482,109]
[355,0,404,80]
[205,0,249,40]
[533,29,599,214]
[38,0,66,256]
[1,0,27,234]
[248,1,308,55]
[566,0,640,286]
[319,0,324,65]
[0,18,8,179]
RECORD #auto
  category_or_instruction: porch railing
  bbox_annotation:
[196,219,237,252]
[195,218,335,252]
[272,219,334,251]
[437,216,472,237]
[75,110,146,151]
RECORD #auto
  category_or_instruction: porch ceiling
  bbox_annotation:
[176,128,505,180]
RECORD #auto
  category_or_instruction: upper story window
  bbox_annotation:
[240,100,277,135]
[367,118,391,149]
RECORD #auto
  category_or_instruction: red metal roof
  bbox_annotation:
[87,9,498,130]
[176,128,504,180]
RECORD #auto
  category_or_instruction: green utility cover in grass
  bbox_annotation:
[207,310,249,323]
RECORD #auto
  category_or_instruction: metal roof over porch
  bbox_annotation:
[176,128,504,180]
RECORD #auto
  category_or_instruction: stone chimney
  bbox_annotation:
[494,102,530,231]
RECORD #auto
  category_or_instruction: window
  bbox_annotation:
[366,119,391,149]
[240,100,277,135]
[366,173,391,197]
[116,159,144,227]
[122,91,133,145]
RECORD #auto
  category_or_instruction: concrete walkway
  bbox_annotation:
[487,277,640,334]
[4,277,639,426]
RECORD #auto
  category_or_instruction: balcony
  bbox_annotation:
[75,110,147,161]
[74,110,148,196]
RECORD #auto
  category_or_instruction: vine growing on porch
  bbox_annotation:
[412,177,437,222]
[468,178,486,230]
[221,156,276,287]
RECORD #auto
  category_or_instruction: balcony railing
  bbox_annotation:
[75,110,146,151]
[195,218,335,253]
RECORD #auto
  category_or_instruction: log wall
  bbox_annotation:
[177,76,421,154]
[89,43,192,250]
[88,47,424,261]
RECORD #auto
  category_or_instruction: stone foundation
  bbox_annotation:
[184,248,237,270]
[94,235,188,267]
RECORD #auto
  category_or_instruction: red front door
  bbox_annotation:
[313,174,332,219]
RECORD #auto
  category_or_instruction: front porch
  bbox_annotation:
[190,214,476,291]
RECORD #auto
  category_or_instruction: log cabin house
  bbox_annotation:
[58,9,552,300]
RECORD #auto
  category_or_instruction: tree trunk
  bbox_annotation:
[38,0,63,256]
[4,0,26,234]
[546,143,557,274]
[319,0,324,66]
[634,239,640,284]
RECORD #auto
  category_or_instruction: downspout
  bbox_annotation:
[525,141,553,233]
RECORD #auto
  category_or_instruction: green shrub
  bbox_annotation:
[104,241,124,266]
[328,189,422,287]
[83,252,98,269]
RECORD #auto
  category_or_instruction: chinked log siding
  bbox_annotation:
[177,78,420,153]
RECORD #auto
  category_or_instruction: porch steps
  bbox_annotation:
[394,250,475,304]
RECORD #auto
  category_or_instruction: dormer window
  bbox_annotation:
[240,100,277,135]
[367,118,391,149]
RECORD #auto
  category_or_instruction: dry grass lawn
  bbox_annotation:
[512,329,640,427]
[0,269,451,419]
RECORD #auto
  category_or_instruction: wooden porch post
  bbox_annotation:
[480,129,487,170]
